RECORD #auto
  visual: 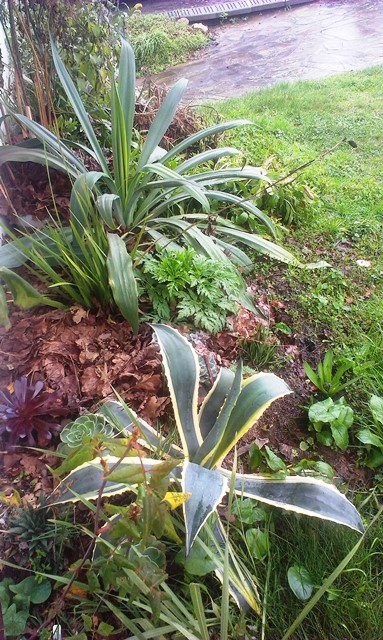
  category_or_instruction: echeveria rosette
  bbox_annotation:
[60,414,114,448]
[0,377,66,446]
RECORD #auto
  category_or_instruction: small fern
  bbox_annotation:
[142,248,242,333]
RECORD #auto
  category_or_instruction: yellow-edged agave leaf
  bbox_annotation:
[153,324,201,459]
[163,492,192,510]
[48,457,178,505]
[210,373,291,468]
[220,470,364,533]
[198,368,235,440]
[182,461,228,555]
[194,364,243,468]
[99,399,183,459]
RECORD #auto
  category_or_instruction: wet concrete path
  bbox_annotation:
[153,0,383,101]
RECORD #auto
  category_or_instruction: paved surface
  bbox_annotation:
[152,0,383,101]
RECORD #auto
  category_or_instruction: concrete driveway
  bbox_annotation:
[152,0,383,101]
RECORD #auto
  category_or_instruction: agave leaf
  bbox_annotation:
[182,461,228,555]
[176,147,241,174]
[106,234,139,333]
[0,227,74,269]
[214,222,300,265]
[118,40,136,167]
[0,145,80,178]
[221,470,364,533]
[9,112,85,173]
[96,194,121,229]
[212,237,253,268]
[100,400,183,458]
[202,190,276,237]
[210,373,292,467]
[152,324,202,459]
[198,368,235,440]
[70,171,106,229]
[50,37,109,174]
[160,120,253,164]
[0,285,10,328]
[48,456,177,505]
[137,78,188,171]
[194,365,243,468]
[0,267,64,310]
[153,218,231,263]
[142,164,210,213]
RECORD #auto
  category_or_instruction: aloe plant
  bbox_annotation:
[48,325,363,612]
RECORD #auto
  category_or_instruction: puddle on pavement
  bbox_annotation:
[153,0,383,101]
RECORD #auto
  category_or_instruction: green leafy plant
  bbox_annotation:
[142,247,242,332]
[0,39,307,278]
[303,350,355,398]
[357,394,383,468]
[0,576,51,638]
[308,397,354,450]
[47,325,363,614]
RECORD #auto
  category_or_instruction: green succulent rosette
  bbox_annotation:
[60,414,114,448]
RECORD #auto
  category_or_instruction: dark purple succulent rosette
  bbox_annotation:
[0,377,67,446]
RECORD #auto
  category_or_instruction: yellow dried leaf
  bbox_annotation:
[162,491,191,510]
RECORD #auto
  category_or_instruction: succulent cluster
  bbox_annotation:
[60,414,114,448]
[0,377,66,446]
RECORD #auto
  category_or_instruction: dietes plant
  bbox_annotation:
[47,325,363,612]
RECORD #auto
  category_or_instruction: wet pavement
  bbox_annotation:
[152,0,383,101]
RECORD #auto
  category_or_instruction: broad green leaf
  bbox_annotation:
[370,395,383,425]
[263,445,287,472]
[106,233,139,333]
[0,267,64,310]
[223,470,364,533]
[330,416,349,450]
[287,565,314,601]
[198,368,235,440]
[51,37,108,173]
[106,464,146,484]
[210,373,291,467]
[137,78,188,171]
[245,527,269,560]
[0,285,10,328]
[3,604,29,637]
[357,428,383,448]
[182,461,227,554]
[153,324,202,459]
[183,546,216,577]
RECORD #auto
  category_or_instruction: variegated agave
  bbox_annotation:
[48,325,363,612]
